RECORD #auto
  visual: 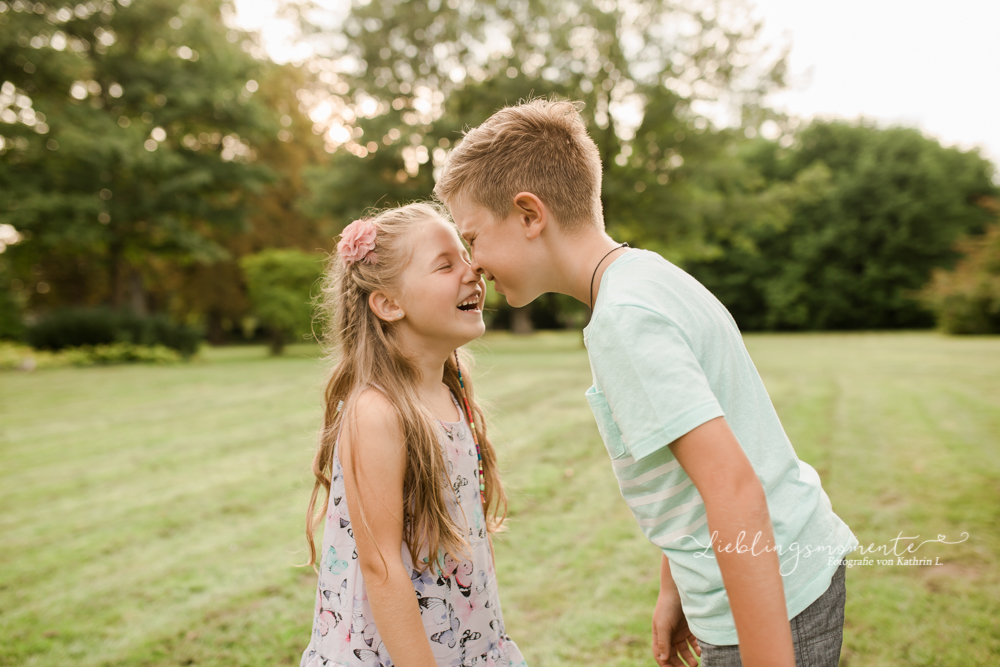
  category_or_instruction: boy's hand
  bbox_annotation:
[652,592,701,667]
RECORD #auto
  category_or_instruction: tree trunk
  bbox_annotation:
[206,308,228,346]
[510,306,534,335]
[269,328,286,356]
[128,270,147,315]
[109,242,126,307]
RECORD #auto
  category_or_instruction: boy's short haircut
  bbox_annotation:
[434,99,604,231]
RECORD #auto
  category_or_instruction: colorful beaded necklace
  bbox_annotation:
[454,351,486,505]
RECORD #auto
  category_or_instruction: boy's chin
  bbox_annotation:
[504,292,536,309]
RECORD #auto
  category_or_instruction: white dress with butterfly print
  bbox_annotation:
[300,394,528,667]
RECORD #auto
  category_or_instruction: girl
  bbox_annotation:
[301,203,527,667]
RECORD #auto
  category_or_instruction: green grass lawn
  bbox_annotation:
[1,332,998,666]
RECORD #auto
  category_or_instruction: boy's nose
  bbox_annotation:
[469,257,489,280]
[464,261,485,284]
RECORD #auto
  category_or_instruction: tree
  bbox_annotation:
[287,0,790,330]
[240,248,323,354]
[292,0,788,224]
[0,0,281,315]
[166,63,334,344]
[686,122,999,330]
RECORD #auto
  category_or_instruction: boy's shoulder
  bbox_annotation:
[592,249,728,326]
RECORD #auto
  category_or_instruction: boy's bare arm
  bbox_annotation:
[668,416,795,667]
[340,390,438,667]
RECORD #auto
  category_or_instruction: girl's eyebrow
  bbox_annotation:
[431,250,453,264]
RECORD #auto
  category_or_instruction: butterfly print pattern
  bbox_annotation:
[300,393,527,667]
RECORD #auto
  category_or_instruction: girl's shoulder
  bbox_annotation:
[338,388,404,468]
[345,386,406,429]
[351,387,397,424]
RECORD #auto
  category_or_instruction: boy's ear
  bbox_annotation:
[368,291,405,322]
[512,192,548,240]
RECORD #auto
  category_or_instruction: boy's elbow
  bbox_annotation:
[704,463,768,511]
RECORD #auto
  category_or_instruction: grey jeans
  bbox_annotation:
[697,563,847,667]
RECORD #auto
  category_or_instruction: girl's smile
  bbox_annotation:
[457,288,483,314]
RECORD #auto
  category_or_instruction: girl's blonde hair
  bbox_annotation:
[305,202,506,573]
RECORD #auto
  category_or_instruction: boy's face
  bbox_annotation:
[450,197,542,309]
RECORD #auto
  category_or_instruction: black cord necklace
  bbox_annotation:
[589,242,630,309]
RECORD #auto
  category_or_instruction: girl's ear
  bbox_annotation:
[368,290,405,322]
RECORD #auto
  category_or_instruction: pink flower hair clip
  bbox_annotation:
[337,218,378,267]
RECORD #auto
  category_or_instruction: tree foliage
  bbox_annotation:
[0,0,290,314]
[686,122,998,330]
[293,0,788,223]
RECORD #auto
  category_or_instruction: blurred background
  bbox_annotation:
[2,1,998,666]
[2,0,998,350]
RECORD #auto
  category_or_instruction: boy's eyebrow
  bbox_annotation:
[457,224,475,243]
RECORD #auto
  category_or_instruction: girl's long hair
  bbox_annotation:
[305,202,506,573]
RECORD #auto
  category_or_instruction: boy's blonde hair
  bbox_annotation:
[434,99,604,231]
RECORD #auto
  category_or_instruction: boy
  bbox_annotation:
[434,100,858,667]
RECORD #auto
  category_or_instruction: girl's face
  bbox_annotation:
[394,218,486,350]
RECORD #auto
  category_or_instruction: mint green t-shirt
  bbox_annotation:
[582,250,857,646]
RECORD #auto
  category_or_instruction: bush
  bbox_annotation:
[0,341,183,370]
[240,249,323,355]
[59,343,184,366]
[26,308,203,357]
[921,221,1000,334]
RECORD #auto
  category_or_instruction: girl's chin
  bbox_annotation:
[405,313,485,347]
[454,318,486,343]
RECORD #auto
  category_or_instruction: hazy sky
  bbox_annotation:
[235,0,1000,165]
[752,0,1000,163]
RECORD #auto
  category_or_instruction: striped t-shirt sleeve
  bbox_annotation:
[589,304,725,460]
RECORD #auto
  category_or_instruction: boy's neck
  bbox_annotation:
[547,226,631,307]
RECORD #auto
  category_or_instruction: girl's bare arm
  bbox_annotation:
[340,389,437,667]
